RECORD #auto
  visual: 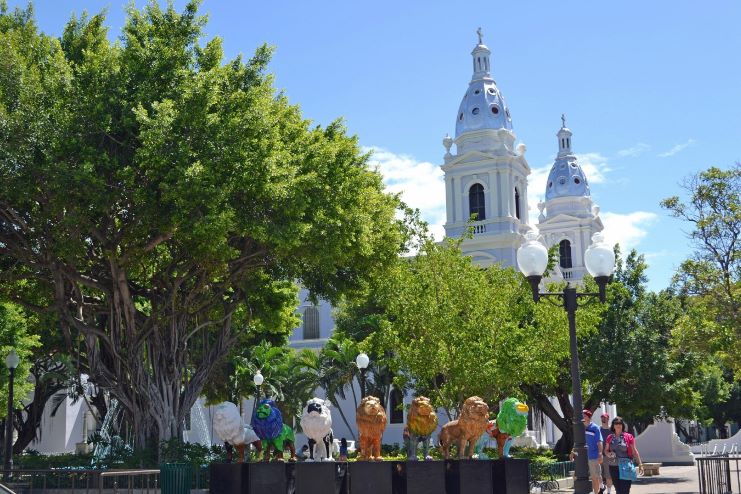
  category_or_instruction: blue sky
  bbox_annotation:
[13,0,741,291]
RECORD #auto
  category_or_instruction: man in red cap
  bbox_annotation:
[599,412,613,494]
[582,409,604,494]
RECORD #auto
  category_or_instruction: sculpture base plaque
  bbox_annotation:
[445,459,493,494]
[248,462,288,494]
[210,463,249,494]
[492,458,530,494]
[349,461,392,494]
[392,460,445,494]
[295,462,348,494]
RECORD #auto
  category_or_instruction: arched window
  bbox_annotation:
[302,306,320,339]
[515,188,521,220]
[389,387,404,424]
[469,183,486,221]
[559,240,573,269]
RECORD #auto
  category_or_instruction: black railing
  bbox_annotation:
[698,453,741,494]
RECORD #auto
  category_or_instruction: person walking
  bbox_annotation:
[599,413,614,494]
[605,416,644,494]
[582,409,604,494]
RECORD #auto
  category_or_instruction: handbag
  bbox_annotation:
[618,457,638,481]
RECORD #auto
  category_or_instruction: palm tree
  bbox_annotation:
[317,335,360,440]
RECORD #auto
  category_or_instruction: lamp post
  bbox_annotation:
[517,231,614,494]
[4,349,19,481]
[253,370,264,404]
[355,353,369,398]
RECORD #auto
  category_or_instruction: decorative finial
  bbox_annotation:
[477,27,483,44]
[561,113,566,128]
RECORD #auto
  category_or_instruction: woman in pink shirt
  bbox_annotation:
[604,417,644,494]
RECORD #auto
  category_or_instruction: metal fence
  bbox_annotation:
[528,460,574,480]
[697,453,741,494]
[5,467,209,494]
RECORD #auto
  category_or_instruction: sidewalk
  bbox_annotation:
[551,464,700,494]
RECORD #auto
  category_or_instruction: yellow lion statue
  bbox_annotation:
[356,396,387,461]
[438,396,489,459]
[406,396,438,460]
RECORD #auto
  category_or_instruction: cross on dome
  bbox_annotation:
[477,27,483,44]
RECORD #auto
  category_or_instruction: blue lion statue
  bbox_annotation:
[252,399,296,462]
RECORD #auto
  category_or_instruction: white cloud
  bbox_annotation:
[658,139,696,158]
[600,211,658,251]
[617,143,650,158]
[363,146,447,240]
[366,146,657,256]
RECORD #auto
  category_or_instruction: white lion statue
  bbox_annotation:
[213,401,261,461]
[300,397,334,461]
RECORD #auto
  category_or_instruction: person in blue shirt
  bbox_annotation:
[582,409,604,494]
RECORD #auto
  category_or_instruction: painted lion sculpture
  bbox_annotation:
[213,401,262,462]
[356,396,387,461]
[406,396,438,460]
[252,399,296,462]
[438,396,490,459]
[300,397,334,461]
[491,397,529,457]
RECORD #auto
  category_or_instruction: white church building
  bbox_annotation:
[29,32,615,455]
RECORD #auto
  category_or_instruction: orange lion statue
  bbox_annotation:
[438,396,490,459]
[356,396,387,461]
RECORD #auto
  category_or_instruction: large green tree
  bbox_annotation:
[0,2,404,448]
[661,164,740,374]
[348,236,601,419]
[578,249,700,431]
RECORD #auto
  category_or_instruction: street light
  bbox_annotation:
[253,370,264,403]
[4,349,19,481]
[517,231,614,494]
[355,353,369,398]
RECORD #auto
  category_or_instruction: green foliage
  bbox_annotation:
[225,341,320,425]
[159,438,227,466]
[0,0,405,447]
[509,446,557,460]
[339,234,600,415]
[0,302,41,417]
[580,249,695,429]
[17,450,94,469]
[661,164,741,375]
[18,439,226,470]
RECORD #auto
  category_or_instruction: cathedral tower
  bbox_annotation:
[442,30,530,268]
[536,116,603,281]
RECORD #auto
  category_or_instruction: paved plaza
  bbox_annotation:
[552,464,700,494]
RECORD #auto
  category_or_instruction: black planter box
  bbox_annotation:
[445,459,493,494]
[349,461,392,494]
[210,463,249,494]
[295,462,348,494]
[492,458,530,494]
[391,461,446,494]
[249,462,289,494]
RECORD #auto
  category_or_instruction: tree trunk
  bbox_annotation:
[521,383,574,456]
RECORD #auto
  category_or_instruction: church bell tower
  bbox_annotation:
[442,29,531,268]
